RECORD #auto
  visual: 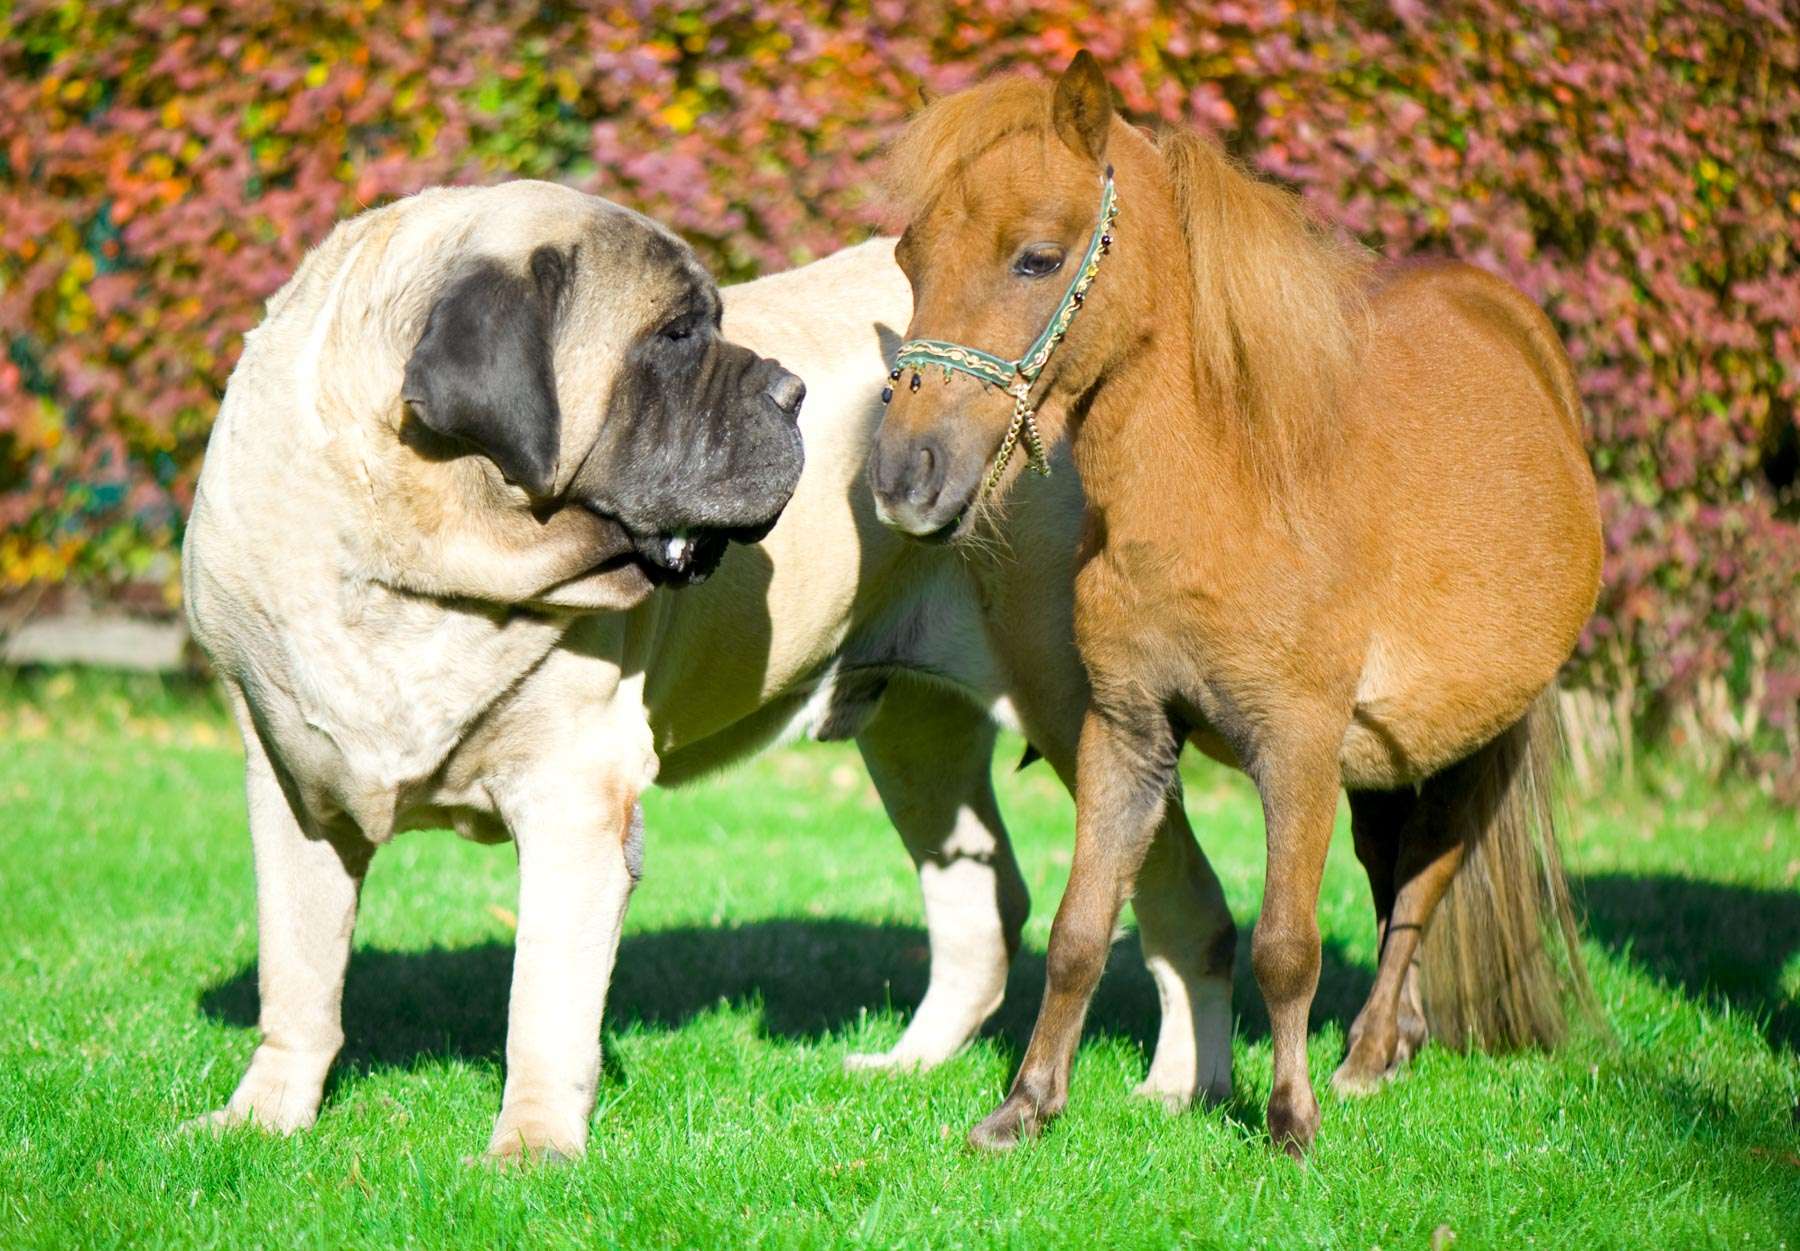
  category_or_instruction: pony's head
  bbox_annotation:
[870,53,1130,541]
[871,53,1369,540]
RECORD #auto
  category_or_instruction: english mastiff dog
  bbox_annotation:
[183,182,1237,1161]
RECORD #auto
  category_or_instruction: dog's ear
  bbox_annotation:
[401,246,572,498]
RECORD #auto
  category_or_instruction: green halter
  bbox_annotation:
[884,167,1120,495]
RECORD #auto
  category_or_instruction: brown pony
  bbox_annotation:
[868,53,1602,1155]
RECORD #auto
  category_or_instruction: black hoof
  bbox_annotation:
[967,1094,1049,1152]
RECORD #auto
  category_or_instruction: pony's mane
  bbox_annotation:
[888,78,1371,496]
[1158,127,1370,494]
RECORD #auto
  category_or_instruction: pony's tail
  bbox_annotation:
[1418,689,1597,1051]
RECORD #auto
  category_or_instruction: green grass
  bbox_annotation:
[2,669,1796,1248]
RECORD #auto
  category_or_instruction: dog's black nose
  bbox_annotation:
[765,370,806,418]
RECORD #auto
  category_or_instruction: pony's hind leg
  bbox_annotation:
[1131,798,1236,1109]
[968,703,1182,1150]
[1331,786,1449,1097]
[847,678,1029,1072]
[1252,733,1346,1156]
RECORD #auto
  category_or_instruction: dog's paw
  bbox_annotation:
[180,1045,332,1138]
[1132,1054,1232,1112]
[180,1065,329,1137]
[1129,1077,1193,1113]
[844,1050,914,1073]
[179,1107,243,1137]
[179,1098,317,1138]
[486,1106,585,1165]
[843,1045,946,1074]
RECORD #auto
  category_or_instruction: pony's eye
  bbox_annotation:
[661,322,693,343]
[1012,245,1066,279]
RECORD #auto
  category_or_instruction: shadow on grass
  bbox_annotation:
[198,919,1376,1075]
[197,870,1797,1092]
[1575,872,1800,1051]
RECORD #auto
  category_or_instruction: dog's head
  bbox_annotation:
[397,183,804,602]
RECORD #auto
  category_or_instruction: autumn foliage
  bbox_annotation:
[2,1,1796,776]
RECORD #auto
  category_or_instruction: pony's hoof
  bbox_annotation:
[967,1094,1046,1152]
[1328,1057,1397,1099]
[1266,1098,1319,1158]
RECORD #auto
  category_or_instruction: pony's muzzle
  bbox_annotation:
[869,431,966,540]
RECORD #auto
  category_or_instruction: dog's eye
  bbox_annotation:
[1012,244,1066,279]
[660,312,710,344]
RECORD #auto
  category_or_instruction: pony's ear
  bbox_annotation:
[1052,50,1112,164]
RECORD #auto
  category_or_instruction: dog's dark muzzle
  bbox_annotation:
[588,351,806,587]
[685,351,805,534]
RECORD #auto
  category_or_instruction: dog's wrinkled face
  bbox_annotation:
[401,198,805,594]
[566,248,805,585]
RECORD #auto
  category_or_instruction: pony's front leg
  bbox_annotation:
[968,703,1181,1150]
[1252,735,1345,1156]
[487,778,642,1162]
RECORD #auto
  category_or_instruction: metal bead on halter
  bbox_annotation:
[885,166,1120,498]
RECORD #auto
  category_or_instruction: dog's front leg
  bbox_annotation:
[189,730,371,1135]
[487,781,642,1162]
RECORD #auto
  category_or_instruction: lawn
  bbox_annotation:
[1,670,1796,1248]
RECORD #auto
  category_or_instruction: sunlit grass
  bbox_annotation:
[1,670,1795,1248]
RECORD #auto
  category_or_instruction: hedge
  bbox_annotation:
[2,1,1796,784]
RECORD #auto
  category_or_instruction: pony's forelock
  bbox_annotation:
[885,77,1058,217]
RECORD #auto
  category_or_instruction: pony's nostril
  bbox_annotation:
[766,372,806,417]
[908,443,938,504]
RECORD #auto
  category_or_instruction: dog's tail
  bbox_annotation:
[1418,689,1596,1050]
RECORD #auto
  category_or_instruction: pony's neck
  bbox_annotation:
[1063,138,1263,527]
[1070,318,1255,523]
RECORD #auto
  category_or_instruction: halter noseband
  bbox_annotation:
[883,167,1120,496]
